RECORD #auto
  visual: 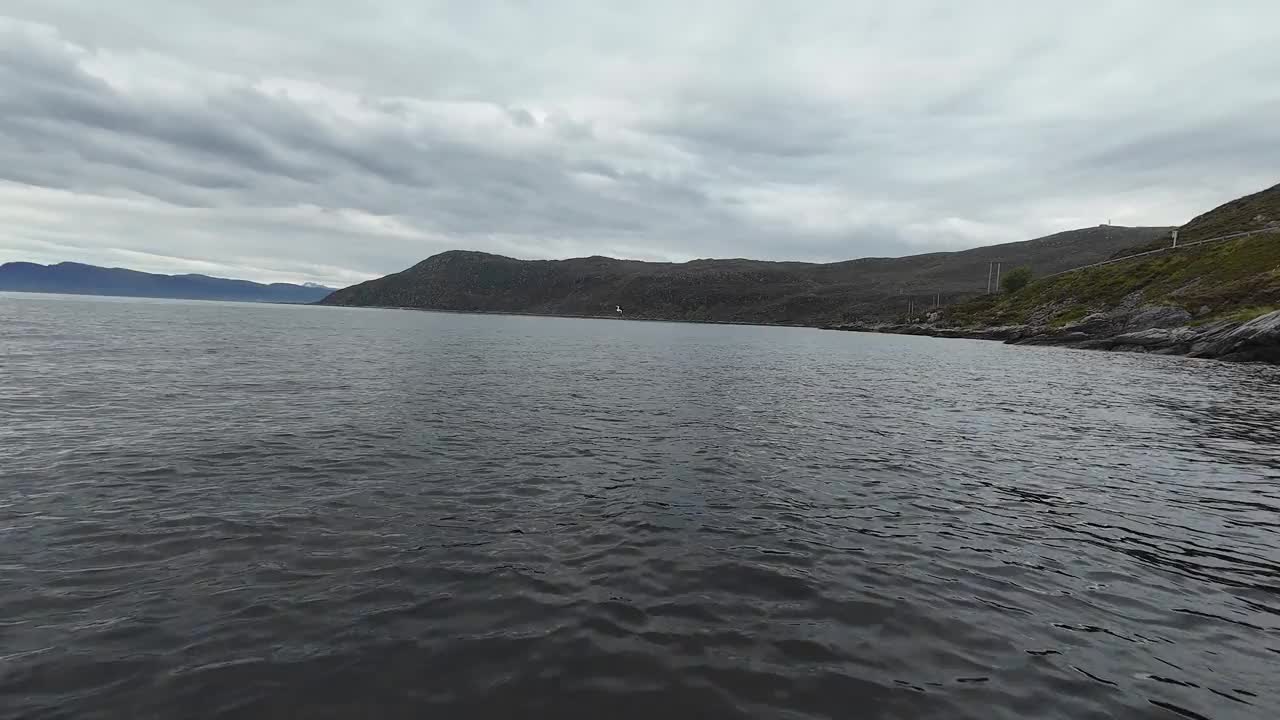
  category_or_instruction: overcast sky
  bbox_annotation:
[0,2,1277,286]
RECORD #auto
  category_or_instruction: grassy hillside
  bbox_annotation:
[1179,182,1280,242]
[944,184,1280,328]
[945,232,1280,327]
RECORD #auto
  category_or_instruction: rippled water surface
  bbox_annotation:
[2,293,1279,720]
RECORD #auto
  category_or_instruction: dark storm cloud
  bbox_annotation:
[0,3,1277,285]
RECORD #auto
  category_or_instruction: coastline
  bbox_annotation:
[828,309,1280,364]
[325,301,1280,364]
[318,302,813,329]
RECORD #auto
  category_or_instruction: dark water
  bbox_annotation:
[2,293,1279,720]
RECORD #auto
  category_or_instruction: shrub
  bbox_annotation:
[1002,266,1033,294]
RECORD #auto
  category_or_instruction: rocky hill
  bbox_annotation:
[836,182,1280,362]
[319,226,1170,324]
[0,262,334,303]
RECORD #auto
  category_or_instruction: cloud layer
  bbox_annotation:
[0,2,1277,285]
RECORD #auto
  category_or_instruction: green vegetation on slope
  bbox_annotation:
[1179,182,1280,243]
[944,232,1280,327]
[1000,266,1033,293]
[943,182,1280,329]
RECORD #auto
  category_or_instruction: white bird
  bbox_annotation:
[616,305,624,315]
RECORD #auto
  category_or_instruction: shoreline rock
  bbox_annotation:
[827,308,1280,364]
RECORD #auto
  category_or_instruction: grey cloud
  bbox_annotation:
[506,107,537,127]
[0,4,1277,286]
[1073,109,1280,180]
[651,93,858,161]
[2,76,318,187]
[0,24,721,245]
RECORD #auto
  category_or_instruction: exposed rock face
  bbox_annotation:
[1123,306,1193,331]
[829,308,1280,364]
[1188,311,1280,362]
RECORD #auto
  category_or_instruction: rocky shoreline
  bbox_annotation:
[829,307,1280,364]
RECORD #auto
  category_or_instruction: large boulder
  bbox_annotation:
[1189,310,1280,362]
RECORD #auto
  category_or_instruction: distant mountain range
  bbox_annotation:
[0,262,334,303]
[319,225,1172,324]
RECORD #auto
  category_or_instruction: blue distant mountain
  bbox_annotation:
[0,261,334,303]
